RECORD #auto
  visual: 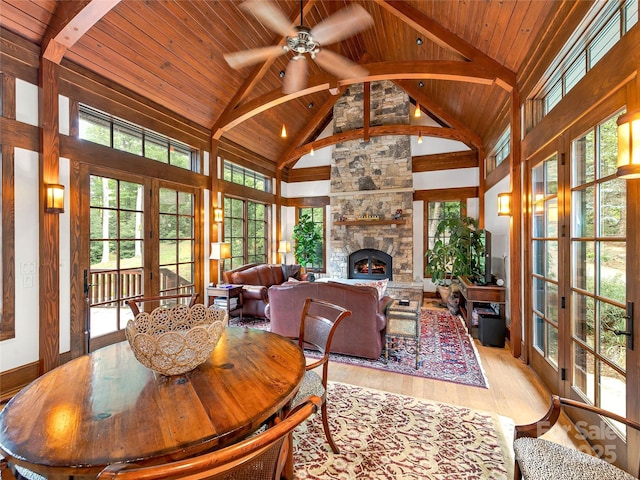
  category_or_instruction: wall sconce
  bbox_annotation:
[617,108,640,179]
[310,146,315,156]
[214,208,224,223]
[45,183,65,213]
[414,103,421,118]
[417,130,423,144]
[497,192,512,216]
[210,242,232,284]
[280,124,287,138]
[278,240,291,265]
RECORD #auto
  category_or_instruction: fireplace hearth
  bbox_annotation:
[349,249,392,280]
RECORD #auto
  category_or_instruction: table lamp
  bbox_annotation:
[278,240,291,265]
[210,242,231,285]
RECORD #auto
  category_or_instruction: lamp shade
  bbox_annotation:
[617,109,640,179]
[45,184,65,213]
[278,240,291,253]
[210,242,231,260]
[497,192,512,216]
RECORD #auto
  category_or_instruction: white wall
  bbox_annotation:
[3,148,40,371]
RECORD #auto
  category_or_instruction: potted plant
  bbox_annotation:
[291,213,322,276]
[425,214,485,304]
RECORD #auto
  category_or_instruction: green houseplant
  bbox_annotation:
[425,214,486,302]
[291,213,322,272]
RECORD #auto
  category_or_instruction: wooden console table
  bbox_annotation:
[457,275,506,331]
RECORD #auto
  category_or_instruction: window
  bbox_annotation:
[224,197,268,269]
[531,154,560,367]
[158,188,196,296]
[570,111,627,419]
[487,127,511,175]
[426,201,464,251]
[297,207,325,271]
[223,161,271,192]
[88,175,145,338]
[536,0,638,117]
[79,105,198,171]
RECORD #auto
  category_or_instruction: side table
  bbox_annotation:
[385,299,421,369]
[207,285,243,322]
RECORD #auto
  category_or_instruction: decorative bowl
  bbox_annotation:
[125,303,228,376]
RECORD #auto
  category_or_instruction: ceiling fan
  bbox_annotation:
[224,0,373,94]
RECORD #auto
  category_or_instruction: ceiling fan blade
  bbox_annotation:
[224,45,286,70]
[310,4,374,45]
[314,49,368,80]
[240,0,296,37]
[282,56,308,94]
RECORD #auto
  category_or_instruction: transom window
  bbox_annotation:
[538,0,637,115]
[223,161,271,192]
[79,105,198,171]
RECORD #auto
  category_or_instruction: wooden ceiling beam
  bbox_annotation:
[212,1,317,131]
[214,60,503,137]
[41,0,120,63]
[374,0,516,90]
[395,79,482,150]
[281,124,472,168]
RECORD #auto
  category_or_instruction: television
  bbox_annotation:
[474,229,492,285]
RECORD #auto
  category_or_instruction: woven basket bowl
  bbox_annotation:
[125,303,228,376]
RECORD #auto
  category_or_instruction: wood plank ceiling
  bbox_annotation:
[0,0,562,167]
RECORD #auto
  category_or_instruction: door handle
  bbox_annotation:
[613,301,634,351]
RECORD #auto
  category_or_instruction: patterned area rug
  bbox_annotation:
[293,382,513,479]
[234,308,488,388]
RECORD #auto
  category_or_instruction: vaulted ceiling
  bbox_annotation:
[1,0,573,168]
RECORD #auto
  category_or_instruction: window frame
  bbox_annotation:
[223,196,269,270]
[78,105,199,172]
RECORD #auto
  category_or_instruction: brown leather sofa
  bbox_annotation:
[222,263,304,319]
[265,281,391,359]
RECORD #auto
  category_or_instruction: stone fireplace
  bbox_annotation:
[329,81,414,282]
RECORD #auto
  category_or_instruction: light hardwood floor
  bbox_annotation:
[326,302,586,452]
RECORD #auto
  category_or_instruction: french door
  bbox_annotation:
[527,109,639,471]
[79,167,200,351]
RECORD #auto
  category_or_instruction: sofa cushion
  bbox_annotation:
[230,269,259,286]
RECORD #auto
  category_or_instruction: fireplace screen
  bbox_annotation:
[349,249,392,280]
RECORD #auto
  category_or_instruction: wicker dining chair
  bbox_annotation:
[126,292,199,316]
[97,395,321,480]
[513,394,640,480]
[291,298,352,454]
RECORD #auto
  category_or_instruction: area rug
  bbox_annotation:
[293,382,514,479]
[234,308,488,388]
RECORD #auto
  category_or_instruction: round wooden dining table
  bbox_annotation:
[0,327,306,479]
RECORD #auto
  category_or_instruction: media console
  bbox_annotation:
[457,275,507,339]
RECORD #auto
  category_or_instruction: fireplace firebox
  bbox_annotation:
[348,249,392,280]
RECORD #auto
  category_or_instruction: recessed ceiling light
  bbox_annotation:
[416,38,423,45]
[418,81,424,88]
[308,102,314,109]
[279,70,285,78]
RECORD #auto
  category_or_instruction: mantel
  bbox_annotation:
[334,219,406,226]
[329,187,414,197]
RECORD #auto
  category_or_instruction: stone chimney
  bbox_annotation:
[329,81,414,282]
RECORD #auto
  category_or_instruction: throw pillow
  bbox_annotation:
[354,278,389,299]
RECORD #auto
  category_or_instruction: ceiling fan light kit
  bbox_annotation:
[224,1,374,94]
